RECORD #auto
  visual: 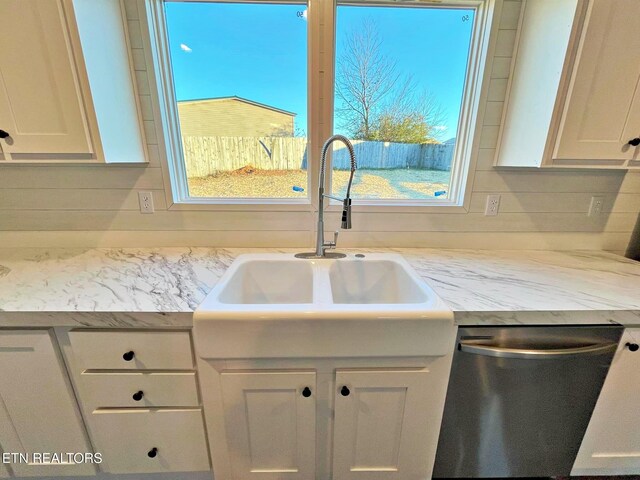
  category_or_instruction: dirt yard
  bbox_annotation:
[187,168,450,199]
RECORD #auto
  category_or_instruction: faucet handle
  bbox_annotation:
[324,231,339,250]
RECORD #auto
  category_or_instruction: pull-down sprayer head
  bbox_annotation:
[341,197,352,229]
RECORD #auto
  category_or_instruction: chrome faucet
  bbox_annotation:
[295,135,357,259]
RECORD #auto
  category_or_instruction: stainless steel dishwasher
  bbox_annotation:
[432,325,623,478]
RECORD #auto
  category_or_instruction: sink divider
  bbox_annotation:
[312,262,335,305]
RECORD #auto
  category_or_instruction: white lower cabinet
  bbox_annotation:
[332,370,434,480]
[62,329,212,475]
[89,408,210,474]
[220,371,317,480]
[0,330,94,477]
[200,356,452,480]
[68,330,194,370]
[573,328,640,475]
[79,371,199,408]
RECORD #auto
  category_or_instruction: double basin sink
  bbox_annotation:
[194,253,454,359]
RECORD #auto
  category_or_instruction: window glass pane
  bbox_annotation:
[165,2,308,199]
[332,5,474,200]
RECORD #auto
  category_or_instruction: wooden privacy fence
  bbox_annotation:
[182,136,454,177]
[332,140,454,171]
[182,136,308,177]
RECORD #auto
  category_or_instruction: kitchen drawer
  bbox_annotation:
[80,372,199,408]
[90,408,210,473]
[69,331,193,370]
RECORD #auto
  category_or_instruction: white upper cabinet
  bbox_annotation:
[554,0,640,163]
[0,0,147,163]
[0,1,93,156]
[496,0,640,169]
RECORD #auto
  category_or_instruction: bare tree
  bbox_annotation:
[335,19,397,138]
[335,19,446,143]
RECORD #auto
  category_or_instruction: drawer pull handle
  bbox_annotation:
[0,130,9,139]
[132,391,144,401]
[302,387,312,397]
[122,351,135,361]
[340,385,350,397]
[148,448,158,458]
[626,342,639,352]
[628,137,640,147]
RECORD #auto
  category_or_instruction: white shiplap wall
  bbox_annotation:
[0,0,638,253]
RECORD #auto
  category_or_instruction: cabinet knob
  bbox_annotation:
[628,137,640,147]
[122,351,135,361]
[626,342,639,352]
[0,130,9,139]
[147,447,158,458]
[340,385,350,397]
[132,390,144,401]
[302,387,312,398]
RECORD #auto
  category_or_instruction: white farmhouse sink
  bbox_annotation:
[217,259,314,304]
[329,259,429,304]
[194,253,454,359]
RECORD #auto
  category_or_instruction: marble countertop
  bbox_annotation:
[0,247,638,327]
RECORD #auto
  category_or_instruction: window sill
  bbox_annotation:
[325,202,470,214]
[167,197,469,213]
[168,197,314,212]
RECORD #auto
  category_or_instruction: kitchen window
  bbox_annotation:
[332,3,474,202]
[148,0,493,208]
[163,1,309,201]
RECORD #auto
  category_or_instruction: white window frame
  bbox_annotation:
[141,0,499,214]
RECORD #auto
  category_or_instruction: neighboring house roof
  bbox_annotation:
[177,96,296,117]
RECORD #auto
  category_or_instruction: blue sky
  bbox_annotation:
[165,2,474,140]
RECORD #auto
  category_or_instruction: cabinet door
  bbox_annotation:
[332,369,434,480]
[572,329,640,475]
[0,330,94,477]
[220,371,316,480]
[0,1,92,155]
[554,0,640,161]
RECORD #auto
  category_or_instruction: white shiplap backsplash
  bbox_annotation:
[0,0,637,254]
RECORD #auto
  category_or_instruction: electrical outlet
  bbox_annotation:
[138,191,154,214]
[485,194,501,216]
[588,196,604,217]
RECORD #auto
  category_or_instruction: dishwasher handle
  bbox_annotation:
[458,341,618,360]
